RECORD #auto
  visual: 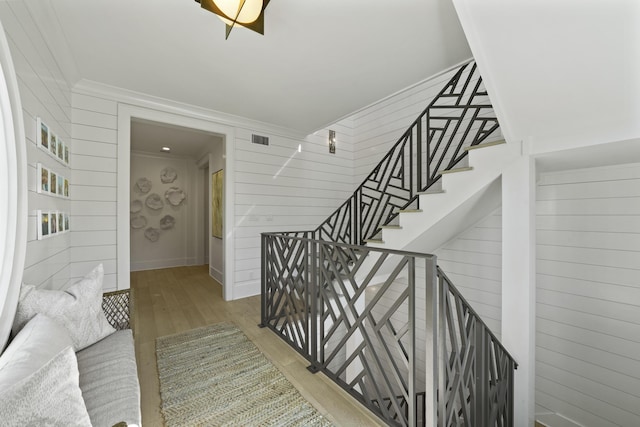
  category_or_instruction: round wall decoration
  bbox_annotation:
[165,187,186,206]
[135,177,152,193]
[160,215,176,230]
[144,227,160,242]
[131,214,147,229]
[160,167,178,183]
[130,200,143,214]
[145,193,164,210]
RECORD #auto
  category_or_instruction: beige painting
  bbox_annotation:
[211,169,223,238]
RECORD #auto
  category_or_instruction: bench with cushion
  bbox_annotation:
[0,264,141,427]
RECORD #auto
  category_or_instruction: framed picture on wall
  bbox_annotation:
[37,163,49,193]
[57,139,64,162]
[38,211,49,240]
[57,174,64,196]
[211,169,223,239]
[37,118,49,150]
[50,172,57,195]
[50,133,57,157]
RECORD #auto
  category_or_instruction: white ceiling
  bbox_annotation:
[50,0,471,134]
[131,119,223,159]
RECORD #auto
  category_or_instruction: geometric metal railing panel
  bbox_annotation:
[435,269,516,427]
[261,233,517,427]
[315,61,501,245]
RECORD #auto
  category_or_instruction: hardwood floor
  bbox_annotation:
[131,265,384,426]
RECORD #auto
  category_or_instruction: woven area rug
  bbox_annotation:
[156,322,333,427]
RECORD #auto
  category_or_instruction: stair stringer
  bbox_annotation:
[362,142,522,265]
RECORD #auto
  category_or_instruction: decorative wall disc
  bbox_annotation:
[160,215,176,230]
[144,227,160,242]
[160,167,178,183]
[165,187,186,206]
[135,177,152,193]
[130,200,143,214]
[130,214,147,229]
[145,193,164,210]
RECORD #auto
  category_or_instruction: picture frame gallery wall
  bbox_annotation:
[35,117,71,240]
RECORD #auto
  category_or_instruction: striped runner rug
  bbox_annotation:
[156,322,333,427]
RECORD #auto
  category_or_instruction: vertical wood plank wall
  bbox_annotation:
[535,162,640,427]
[0,3,72,290]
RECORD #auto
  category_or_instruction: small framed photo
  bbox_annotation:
[50,211,58,234]
[57,174,64,196]
[37,118,49,150]
[64,213,70,232]
[64,145,70,165]
[58,212,64,232]
[50,172,57,195]
[38,211,49,240]
[37,163,49,194]
[50,133,57,157]
[57,139,64,162]
[64,178,69,198]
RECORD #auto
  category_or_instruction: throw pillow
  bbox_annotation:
[0,346,92,426]
[12,263,115,351]
[0,314,91,426]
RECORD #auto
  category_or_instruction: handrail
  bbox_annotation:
[261,233,517,426]
[314,61,500,245]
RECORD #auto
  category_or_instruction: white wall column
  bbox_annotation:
[502,147,535,427]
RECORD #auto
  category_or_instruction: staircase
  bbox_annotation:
[260,60,518,427]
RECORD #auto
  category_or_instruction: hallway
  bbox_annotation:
[131,266,384,426]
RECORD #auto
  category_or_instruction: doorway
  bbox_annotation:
[117,105,235,300]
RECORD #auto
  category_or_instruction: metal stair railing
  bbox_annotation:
[260,233,517,427]
[315,61,501,245]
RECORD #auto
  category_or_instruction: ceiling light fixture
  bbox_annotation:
[161,146,171,152]
[195,0,270,39]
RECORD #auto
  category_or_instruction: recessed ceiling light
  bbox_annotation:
[161,146,171,152]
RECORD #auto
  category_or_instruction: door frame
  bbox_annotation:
[117,105,235,300]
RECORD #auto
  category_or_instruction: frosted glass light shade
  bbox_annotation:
[215,0,263,25]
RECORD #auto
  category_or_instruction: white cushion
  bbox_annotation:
[12,264,115,351]
[0,314,73,388]
[0,315,92,426]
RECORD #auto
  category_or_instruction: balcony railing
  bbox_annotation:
[261,233,517,426]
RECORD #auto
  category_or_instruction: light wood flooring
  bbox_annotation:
[131,265,385,426]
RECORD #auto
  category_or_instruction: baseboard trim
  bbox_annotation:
[232,280,260,300]
[131,258,194,272]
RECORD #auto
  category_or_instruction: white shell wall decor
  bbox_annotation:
[160,167,178,183]
[144,227,160,242]
[135,177,152,193]
[131,214,147,229]
[165,187,186,206]
[131,200,143,214]
[160,215,176,230]
[145,193,164,210]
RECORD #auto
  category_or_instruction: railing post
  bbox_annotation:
[408,256,416,427]
[417,119,422,191]
[474,321,487,426]
[308,237,320,373]
[425,256,438,426]
[259,233,268,328]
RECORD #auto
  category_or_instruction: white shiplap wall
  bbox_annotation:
[232,123,354,294]
[535,163,640,427]
[434,209,502,338]
[70,92,118,290]
[0,3,72,290]
[70,87,355,295]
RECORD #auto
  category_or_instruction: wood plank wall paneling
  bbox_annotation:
[0,3,72,290]
[68,90,356,294]
[231,125,354,294]
[69,91,118,290]
[535,162,640,427]
[434,209,502,338]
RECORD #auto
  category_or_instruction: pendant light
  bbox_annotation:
[196,0,270,39]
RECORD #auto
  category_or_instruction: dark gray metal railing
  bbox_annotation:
[261,233,517,426]
[314,61,500,245]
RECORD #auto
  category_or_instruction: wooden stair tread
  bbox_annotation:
[440,166,473,175]
[464,140,506,152]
